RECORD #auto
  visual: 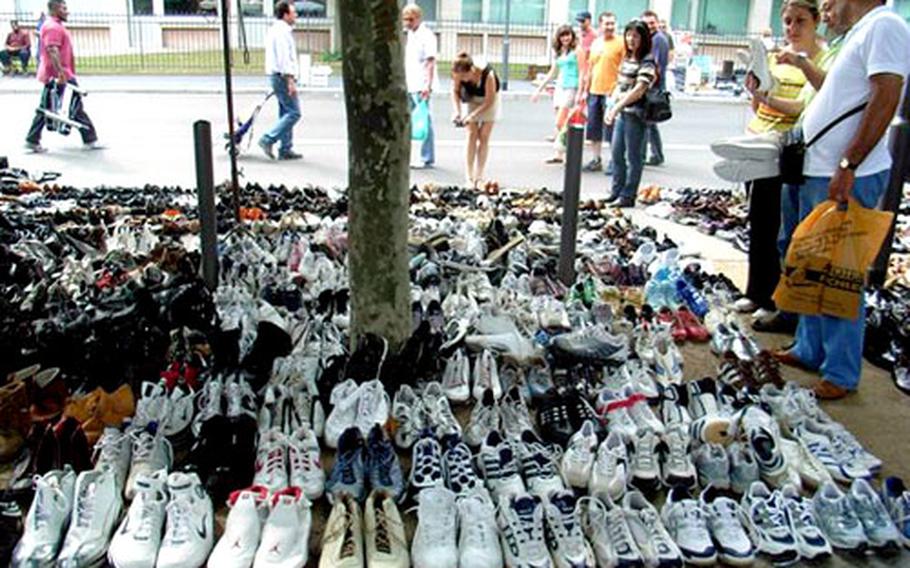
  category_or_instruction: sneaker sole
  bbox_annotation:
[710,142,780,161]
[713,159,779,183]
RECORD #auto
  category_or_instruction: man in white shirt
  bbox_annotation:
[774,0,910,399]
[259,0,301,161]
[403,4,439,168]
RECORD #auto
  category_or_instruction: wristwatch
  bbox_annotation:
[839,157,859,171]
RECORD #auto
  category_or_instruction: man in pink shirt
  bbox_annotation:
[26,0,98,152]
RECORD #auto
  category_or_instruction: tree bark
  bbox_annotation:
[338,0,412,348]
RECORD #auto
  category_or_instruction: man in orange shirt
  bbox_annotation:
[578,12,624,173]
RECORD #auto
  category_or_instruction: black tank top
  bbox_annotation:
[461,65,501,98]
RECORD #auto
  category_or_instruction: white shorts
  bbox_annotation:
[553,87,577,109]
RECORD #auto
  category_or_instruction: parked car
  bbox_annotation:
[197,0,264,16]
[294,0,326,17]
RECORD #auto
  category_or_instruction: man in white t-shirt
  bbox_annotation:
[259,1,301,161]
[774,0,910,399]
[403,4,439,168]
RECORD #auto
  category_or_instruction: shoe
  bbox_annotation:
[661,424,696,489]
[288,426,325,500]
[779,484,832,561]
[11,466,76,568]
[92,427,132,495]
[457,493,502,568]
[365,425,404,502]
[364,490,409,567]
[645,157,665,166]
[747,37,776,91]
[849,478,901,555]
[109,469,169,568]
[325,380,361,450]
[661,486,717,566]
[740,405,787,484]
[254,428,289,494]
[812,481,868,554]
[327,427,366,502]
[550,324,629,363]
[693,443,730,491]
[623,490,683,568]
[589,430,627,503]
[57,469,122,568]
[561,420,598,489]
[497,493,551,568]
[409,432,444,497]
[733,297,757,313]
[442,350,470,403]
[355,380,391,442]
[258,138,275,160]
[518,429,565,500]
[254,487,312,568]
[791,420,863,483]
[628,429,660,493]
[479,430,525,501]
[277,151,302,161]
[741,481,799,564]
[616,198,636,208]
[125,429,173,501]
[752,312,797,334]
[625,391,664,435]
[391,385,422,450]
[25,141,47,153]
[543,491,596,568]
[713,158,780,183]
[411,486,457,568]
[206,486,268,568]
[156,472,213,568]
[464,389,499,448]
[676,307,709,342]
[686,379,733,445]
[319,494,363,568]
[700,486,756,566]
[583,158,603,172]
[443,438,487,500]
[779,436,832,490]
[812,379,850,400]
[423,382,461,439]
[537,391,575,447]
[472,350,502,401]
[880,476,910,548]
[710,131,781,160]
[580,496,643,568]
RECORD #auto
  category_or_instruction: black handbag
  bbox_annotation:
[643,88,672,123]
[779,101,868,185]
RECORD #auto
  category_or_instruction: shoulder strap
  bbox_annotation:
[805,102,868,148]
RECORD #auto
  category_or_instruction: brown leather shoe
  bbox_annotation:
[770,349,811,371]
[29,368,67,423]
[813,379,850,400]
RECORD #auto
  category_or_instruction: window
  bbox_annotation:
[462,0,482,22]
[132,0,153,14]
[416,0,437,22]
[698,0,750,34]
[569,0,588,21]
[165,0,195,14]
[671,0,691,29]
[294,0,327,18]
[594,0,648,28]
[462,0,545,24]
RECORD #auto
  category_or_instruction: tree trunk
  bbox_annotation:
[338,0,412,348]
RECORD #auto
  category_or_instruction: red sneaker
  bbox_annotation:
[677,306,709,342]
[658,306,688,343]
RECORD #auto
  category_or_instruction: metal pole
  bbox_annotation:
[502,0,511,91]
[558,124,585,286]
[220,0,241,223]
[869,79,910,286]
[194,121,219,291]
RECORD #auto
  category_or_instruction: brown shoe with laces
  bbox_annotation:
[813,379,850,400]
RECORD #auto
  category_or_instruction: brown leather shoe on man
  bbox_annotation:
[770,350,811,371]
[813,379,850,400]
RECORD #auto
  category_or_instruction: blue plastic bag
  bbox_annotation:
[411,98,430,141]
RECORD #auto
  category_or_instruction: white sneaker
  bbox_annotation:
[652,333,684,385]
[93,427,132,495]
[517,430,565,500]
[288,426,325,500]
[561,420,598,489]
[254,487,312,568]
[411,486,458,568]
[391,385,423,449]
[109,469,169,568]
[747,37,776,91]
[779,484,831,561]
[628,429,660,492]
[625,391,665,435]
[207,486,268,568]
[355,380,390,438]
[661,424,696,489]
[125,430,174,500]
[732,297,757,313]
[780,436,832,490]
[156,472,214,568]
[741,481,799,564]
[319,494,363,568]
[604,404,638,442]
[162,385,196,437]
[365,490,409,568]
[694,443,731,491]
[442,350,471,403]
[543,491,596,568]
[464,389,500,447]
[497,493,551,568]
[472,349,502,401]
[700,485,756,566]
[710,130,781,161]
[12,466,76,567]
[423,381,461,439]
[589,430,627,503]
[623,490,683,568]
[661,486,717,566]
[457,494,502,568]
[254,428,290,493]
[57,469,123,568]
[133,381,171,430]
[580,496,642,568]
[324,379,361,449]
[479,430,526,501]
[713,159,780,183]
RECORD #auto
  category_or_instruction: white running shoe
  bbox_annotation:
[464,389,500,448]
[391,384,423,450]
[472,349,502,401]
[93,427,132,495]
[580,496,642,568]
[741,481,799,565]
[517,430,565,500]
[442,350,471,404]
[207,486,268,568]
[365,490,409,568]
[589,430,627,503]
[700,485,756,566]
[713,159,780,184]
[694,443,731,491]
[661,423,696,489]
[156,472,214,568]
[319,494,364,568]
[479,430,526,501]
[324,379,361,449]
[254,487,312,568]
[288,426,325,500]
[710,130,782,161]
[411,486,458,568]
[11,466,76,568]
[812,481,868,553]
[133,381,171,430]
[848,478,901,554]
[57,469,123,568]
[109,469,169,568]
[125,429,174,501]
[561,420,598,489]
[628,429,660,493]
[355,380,390,438]
[254,428,289,494]
[457,493,502,568]
[660,486,717,566]
[497,492,552,568]
[780,436,832,490]
[162,385,196,437]
[543,491,596,568]
[779,484,831,561]
[623,490,683,568]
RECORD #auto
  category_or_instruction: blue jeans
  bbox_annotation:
[778,183,801,258]
[790,170,890,390]
[409,93,435,165]
[645,123,664,163]
[0,47,30,70]
[260,73,301,156]
[611,112,646,200]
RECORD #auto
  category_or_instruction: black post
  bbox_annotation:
[501,0,511,91]
[558,124,585,286]
[194,121,219,291]
[220,0,241,222]
[869,79,910,286]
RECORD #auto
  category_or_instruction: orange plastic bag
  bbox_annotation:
[773,199,893,319]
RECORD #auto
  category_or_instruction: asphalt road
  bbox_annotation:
[0,89,752,196]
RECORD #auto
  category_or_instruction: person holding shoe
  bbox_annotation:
[532,25,583,164]
[258,0,301,161]
[451,52,501,189]
[604,20,656,209]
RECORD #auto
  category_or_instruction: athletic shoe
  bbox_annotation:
[661,424,696,489]
[879,476,910,548]
[442,350,471,404]
[808,419,880,476]
[324,380,361,449]
[661,486,717,566]
[792,420,862,482]
[710,130,781,161]
[473,349,502,401]
[686,379,734,445]
[653,333,684,384]
[464,389,499,448]
[561,420,598,489]
[355,380,391,442]
[206,485,268,568]
[623,490,683,568]
[579,496,643,568]
[543,491,596,568]
[550,324,629,363]
[162,385,196,438]
[320,494,363,568]
[328,427,367,503]
[700,485,756,566]
[741,481,798,564]
[739,405,787,484]
[443,438,488,499]
[779,484,831,561]
[412,486,457,568]
[849,478,901,554]
[728,442,761,495]
[93,427,132,495]
[602,403,639,442]
[497,493,552,568]
[479,430,525,501]
[518,430,565,499]
[713,159,780,183]
[391,385,423,450]
[659,385,691,429]
[624,391,664,435]
[11,466,76,568]
[155,472,213,568]
[57,469,122,568]
[812,481,867,553]
[254,487,312,568]
[409,432,444,497]
[133,381,170,431]
[499,385,536,439]
[109,469,169,568]
[779,436,831,490]
[126,429,173,500]
[457,493,502,568]
[254,428,289,494]
[288,425,325,500]
[365,490,409,568]
[589,430,628,503]
[628,429,660,493]
[694,443,731,491]
[365,424,404,502]
[423,381,462,439]
[537,391,575,447]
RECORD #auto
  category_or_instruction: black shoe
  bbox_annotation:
[582,158,603,172]
[537,390,575,447]
[752,312,797,334]
[604,192,621,204]
[278,151,303,161]
[616,197,636,208]
[646,157,664,166]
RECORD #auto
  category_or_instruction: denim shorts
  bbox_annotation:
[585,94,607,142]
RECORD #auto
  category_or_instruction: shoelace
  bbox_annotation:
[262,444,286,479]
[754,498,788,532]
[227,381,257,419]
[74,482,97,529]
[131,432,158,463]
[164,499,192,544]
[134,493,163,539]
[93,431,125,465]
[639,507,673,548]
[30,480,61,530]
